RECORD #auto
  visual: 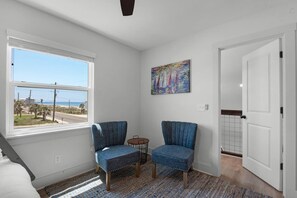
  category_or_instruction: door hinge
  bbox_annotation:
[280,163,283,170]
[280,51,283,58]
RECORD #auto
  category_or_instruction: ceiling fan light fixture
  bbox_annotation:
[120,0,135,16]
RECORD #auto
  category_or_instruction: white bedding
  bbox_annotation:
[0,157,40,198]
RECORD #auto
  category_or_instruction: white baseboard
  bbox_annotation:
[33,160,95,190]
[193,161,217,176]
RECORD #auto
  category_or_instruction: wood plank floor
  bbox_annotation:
[221,154,283,198]
[38,189,48,198]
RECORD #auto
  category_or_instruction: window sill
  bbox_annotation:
[6,123,92,144]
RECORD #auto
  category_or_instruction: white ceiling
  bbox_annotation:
[16,0,293,51]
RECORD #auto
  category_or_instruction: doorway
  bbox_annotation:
[213,24,297,198]
[219,39,283,196]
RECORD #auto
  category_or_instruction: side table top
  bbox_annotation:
[127,137,149,145]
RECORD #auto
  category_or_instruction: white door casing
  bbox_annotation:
[242,39,282,191]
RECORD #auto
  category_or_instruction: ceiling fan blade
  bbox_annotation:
[120,0,135,16]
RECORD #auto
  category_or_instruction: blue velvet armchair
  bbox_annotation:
[91,121,140,191]
[152,121,198,188]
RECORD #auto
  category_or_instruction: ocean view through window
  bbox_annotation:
[8,44,94,135]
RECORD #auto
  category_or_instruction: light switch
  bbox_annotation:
[197,104,209,111]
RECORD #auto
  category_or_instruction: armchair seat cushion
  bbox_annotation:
[95,145,140,172]
[152,145,194,171]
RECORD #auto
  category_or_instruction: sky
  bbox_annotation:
[13,48,88,103]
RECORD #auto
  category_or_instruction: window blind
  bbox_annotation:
[7,30,95,63]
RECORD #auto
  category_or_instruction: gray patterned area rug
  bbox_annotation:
[45,161,271,198]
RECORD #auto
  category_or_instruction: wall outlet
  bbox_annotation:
[55,155,62,164]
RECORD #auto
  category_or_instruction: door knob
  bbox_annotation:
[241,115,247,119]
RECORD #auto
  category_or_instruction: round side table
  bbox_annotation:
[127,136,149,164]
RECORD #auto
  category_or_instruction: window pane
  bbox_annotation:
[13,48,88,87]
[14,87,88,129]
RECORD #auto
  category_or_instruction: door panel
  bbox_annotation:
[247,55,270,112]
[247,124,270,167]
[242,39,282,191]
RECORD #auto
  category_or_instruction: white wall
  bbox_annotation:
[221,40,271,110]
[140,0,297,190]
[1,0,297,196]
[0,0,140,189]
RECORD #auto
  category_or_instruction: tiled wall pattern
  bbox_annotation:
[221,114,242,154]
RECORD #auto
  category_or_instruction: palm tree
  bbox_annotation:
[14,100,24,117]
[29,104,40,119]
[79,103,86,114]
[38,106,51,121]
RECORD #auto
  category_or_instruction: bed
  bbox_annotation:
[0,157,40,198]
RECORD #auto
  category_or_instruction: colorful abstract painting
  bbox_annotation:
[151,60,190,95]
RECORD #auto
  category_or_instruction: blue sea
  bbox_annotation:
[36,102,84,107]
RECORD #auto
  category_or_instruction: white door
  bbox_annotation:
[242,39,282,191]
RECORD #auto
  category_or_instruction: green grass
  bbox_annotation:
[14,114,54,126]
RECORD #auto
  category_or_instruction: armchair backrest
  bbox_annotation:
[91,121,127,151]
[162,121,197,150]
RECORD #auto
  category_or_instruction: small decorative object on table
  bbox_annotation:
[128,135,149,164]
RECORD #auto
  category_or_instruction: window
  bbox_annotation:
[7,32,94,136]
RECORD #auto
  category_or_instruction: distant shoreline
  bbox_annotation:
[36,101,85,108]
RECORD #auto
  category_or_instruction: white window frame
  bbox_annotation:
[6,30,95,137]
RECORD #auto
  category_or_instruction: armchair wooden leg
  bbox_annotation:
[136,162,140,177]
[190,165,193,172]
[106,172,111,191]
[95,164,100,173]
[152,163,156,178]
[183,171,188,188]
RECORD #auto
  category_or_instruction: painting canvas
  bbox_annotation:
[151,59,190,95]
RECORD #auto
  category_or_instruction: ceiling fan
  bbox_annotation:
[120,0,135,16]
